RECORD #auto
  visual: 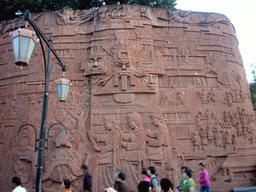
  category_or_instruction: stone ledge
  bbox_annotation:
[232,186,256,192]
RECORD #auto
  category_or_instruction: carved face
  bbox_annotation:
[105,121,112,131]
[143,75,158,90]
[84,56,107,75]
[115,51,131,70]
[128,119,136,129]
[152,118,160,126]
[99,8,108,22]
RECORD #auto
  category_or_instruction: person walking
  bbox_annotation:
[182,170,196,192]
[198,163,211,192]
[147,166,160,192]
[176,166,188,192]
[12,177,27,192]
[63,179,72,192]
[82,165,92,192]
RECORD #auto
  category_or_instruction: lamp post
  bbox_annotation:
[10,11,71,192]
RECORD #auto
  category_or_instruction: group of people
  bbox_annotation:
[11,163,210,192]
[176,163,211,192]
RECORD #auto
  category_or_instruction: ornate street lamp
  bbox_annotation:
[55,75,71,102]
[10,11,71,192]
[10,28,38,66]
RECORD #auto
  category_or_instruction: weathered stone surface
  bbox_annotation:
[0,5,255,192]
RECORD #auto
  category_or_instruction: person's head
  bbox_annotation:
[63,179,71,189]
[82,165,88,172]
[147,166,156,176]
[182,169,192,180]
[160,178,173,192]
[12,177,21,189]
[142,170,149,177]
[119,172,126,181]
[199,163,206,171]
[138,181,151,192]
[114,181,125,192]
[181,166,188,173]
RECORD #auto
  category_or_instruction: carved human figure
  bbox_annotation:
[239,108,249,136]
[175,92,184,106]
[214,129,222,148]
[207,89,216,103]
[88,115,121,169]
[198,89,208,104]
[121,112,146,164]
[207,125,214,143]
[43,129,84,192]
[248,121,255,144]
[232,113,243,137]
[191,131,200,150]
[200,126,208,149]
[146,112,172,169]
[14,160,29,186]
[223,131,232,146]
[226,92,233,106]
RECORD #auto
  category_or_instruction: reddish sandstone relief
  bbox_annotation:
[0,5,255,192]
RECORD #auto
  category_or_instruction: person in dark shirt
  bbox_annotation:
[82,165,92,192]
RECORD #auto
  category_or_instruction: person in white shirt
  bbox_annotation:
[12,177,27,192]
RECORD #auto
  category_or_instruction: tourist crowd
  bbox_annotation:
[11,163,210,192]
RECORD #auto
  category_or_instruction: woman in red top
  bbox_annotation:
[198,163,211,192]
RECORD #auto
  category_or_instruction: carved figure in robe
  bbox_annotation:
[214,130,222,148]
[42,129,84,192]
[88,115,121,169]
[121,112,146,164]
[207,125,214,143]
[223,131,232,146]
[200,126,208,149]
[146,112,172,169]
[248,121,255,144]
[191,131,200,151]
[239,108,249,136]
[232,113,243,137]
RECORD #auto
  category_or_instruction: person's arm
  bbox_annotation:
[189,186,194,192]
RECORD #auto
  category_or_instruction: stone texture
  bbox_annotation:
[0,5,255,192]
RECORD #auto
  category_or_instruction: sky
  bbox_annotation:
[176,0,256,83]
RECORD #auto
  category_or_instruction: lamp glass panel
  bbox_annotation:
[12,36,20,61]
[27,40,36,62]
[61,84,69,100]
[20,36,31,60]
[56,84,62,100]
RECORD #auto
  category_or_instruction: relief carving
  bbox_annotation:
[57,8,80,25]
[43,129,83,192]
[198,88,216,104]
[146,112,172,169]
[88,115,121,168]
[1,5,255,192]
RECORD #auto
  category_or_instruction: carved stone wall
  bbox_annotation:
[0,5,255,192]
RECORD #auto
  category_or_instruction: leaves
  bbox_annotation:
[0,0,176,21]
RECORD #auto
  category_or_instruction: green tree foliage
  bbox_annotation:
[249,63,256,110]
[0,0,176,21]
